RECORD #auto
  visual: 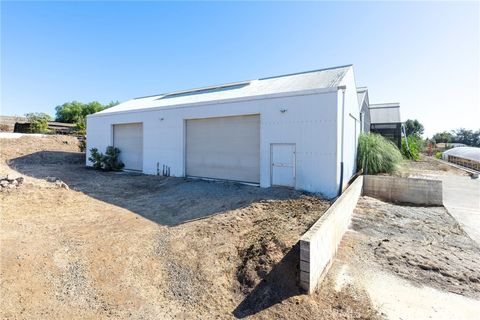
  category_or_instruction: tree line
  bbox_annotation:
[431,129,480,147]
[25,101,118,134]
[403,119,479,147]
[55,101,118,134]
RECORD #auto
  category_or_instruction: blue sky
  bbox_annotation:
[1,1,478,137]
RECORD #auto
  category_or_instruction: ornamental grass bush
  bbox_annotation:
[357,133,403,175]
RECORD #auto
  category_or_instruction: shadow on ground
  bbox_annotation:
[233,243,303,318]
[9,151,304,226]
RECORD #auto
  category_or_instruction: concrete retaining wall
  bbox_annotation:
[299,174,443,294]
[363,175,443,205]
[299,176,363,293]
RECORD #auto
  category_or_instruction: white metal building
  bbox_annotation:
[87,65,361,198]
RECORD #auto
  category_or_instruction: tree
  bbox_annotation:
[55,100,119,134]
[55,101,85,123]
[55,101,118,123]
[404,119,424,137]
[474,130,480,147]
[25,113,52,133]
[432,128,480,147]
[432,131,453,144]
[452,128,480,147]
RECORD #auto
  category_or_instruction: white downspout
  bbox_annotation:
[338,85,347,196]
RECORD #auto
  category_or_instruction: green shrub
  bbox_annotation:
[401,135,421,160]
[75,119,86,135]
[103,146,124,171]
[357,133,403,175]
[25,112,51,133]
[88,146,124,171]
[435,151,443,159]
[88,148,104,170]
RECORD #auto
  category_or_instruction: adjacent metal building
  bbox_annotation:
[87,65,361,198]
[369,103,402,148]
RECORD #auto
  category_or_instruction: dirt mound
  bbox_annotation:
[353,196,480,298]
[0,135,81,161]
[237,234,288,292]
[236,197,329,294]
[231,197,330,317]
[9,150,84,165]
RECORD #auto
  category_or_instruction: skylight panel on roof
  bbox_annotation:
[157,82,250,100]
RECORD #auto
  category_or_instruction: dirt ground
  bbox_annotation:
[351,196,480,299]
[327,157,480,318]
[353,157,479,297]
[396,154,469,178]
[0,135,381,319]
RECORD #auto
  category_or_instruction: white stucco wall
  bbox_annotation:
[86,83,360,198]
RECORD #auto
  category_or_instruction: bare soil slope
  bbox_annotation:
[0,135,380,319]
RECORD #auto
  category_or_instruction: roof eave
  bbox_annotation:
[88,86,340,118]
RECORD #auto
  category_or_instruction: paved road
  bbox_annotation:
[441,175,480,246]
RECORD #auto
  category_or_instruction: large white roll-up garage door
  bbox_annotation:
[186,115,260,183]
[113,123,143,171]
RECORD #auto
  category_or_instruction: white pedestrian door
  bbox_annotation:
[271,144,295,187]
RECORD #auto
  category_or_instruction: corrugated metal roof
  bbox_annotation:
[94,65,352,116]
[442,147,480,162]
[369,103,401,124]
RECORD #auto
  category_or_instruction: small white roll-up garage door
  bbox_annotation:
[113,123,143,171]
[186,115,260,183]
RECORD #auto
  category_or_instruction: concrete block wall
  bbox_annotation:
[299,174,443,294]
[299,176,363,293]
[363,175,443,206]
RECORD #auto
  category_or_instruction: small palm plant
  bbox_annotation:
[88,146,124,171]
